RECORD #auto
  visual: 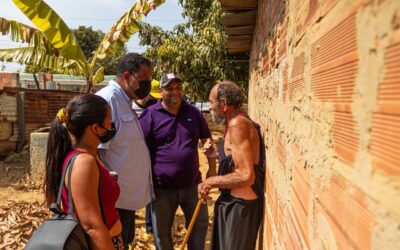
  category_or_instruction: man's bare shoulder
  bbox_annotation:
[228,115,253,130]
[227,115,254,141]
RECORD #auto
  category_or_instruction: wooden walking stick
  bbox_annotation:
[179,200,203,250]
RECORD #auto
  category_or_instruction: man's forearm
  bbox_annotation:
[206,170,250,189]
[206,157,217,178]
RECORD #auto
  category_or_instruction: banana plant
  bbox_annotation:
[0,0,165,92]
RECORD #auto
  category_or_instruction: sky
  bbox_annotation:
[0,0,186,71]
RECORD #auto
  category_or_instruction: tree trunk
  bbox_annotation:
[86,79,93,93]
[32,73,40,89]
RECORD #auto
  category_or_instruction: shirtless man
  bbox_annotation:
[198,80,265,250]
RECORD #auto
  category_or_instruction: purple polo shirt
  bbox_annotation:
[139,100,211,189]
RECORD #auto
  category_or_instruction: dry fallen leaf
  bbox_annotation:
[0,146,219,250]
[0,201,51,249]
[11,174,43,191]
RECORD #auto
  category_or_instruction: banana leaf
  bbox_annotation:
[12,0,87,66]
[0,47,81,74]
[94,0,165,61]
[92,66,104,84]
[0,17,58,55]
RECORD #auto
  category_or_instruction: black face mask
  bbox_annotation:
[145,98,158,107]
[98,122,116,143]
[134,80,151,99]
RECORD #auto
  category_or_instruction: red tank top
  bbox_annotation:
[61,149,120,230]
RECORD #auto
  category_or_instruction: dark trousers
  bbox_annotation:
[145,203,153,233]
[117,208,136,250]
[151,185,208,250]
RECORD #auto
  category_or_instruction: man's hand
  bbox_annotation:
[198,180,213,204]
[203,138,218,159]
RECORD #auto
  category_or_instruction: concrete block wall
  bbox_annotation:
[248,0,400,249]
[0,90,18,155]
[30,132,49,182]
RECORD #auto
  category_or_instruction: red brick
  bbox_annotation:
[315,169,375,249]
[266,171,279,229]
[262,50,269,78]
[278,17,288,61]
[332,109,359,164]
[277,202,285,245]
[291,170,310,247]
[314,202,353,249]
[370,41,400,176]
[277,134,286,168]
[263,202,274,249]
[286,207,308,249]
[296,0,319,39]
[289,53,305,100]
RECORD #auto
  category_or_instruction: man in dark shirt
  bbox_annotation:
[139,73,216,250]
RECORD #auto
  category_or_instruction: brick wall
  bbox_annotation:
[0,72,19,89]
[0,87,78,156]
[248,0,400,249]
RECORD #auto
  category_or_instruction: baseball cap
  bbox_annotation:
[149,80,161,99]
[160,73,182,87]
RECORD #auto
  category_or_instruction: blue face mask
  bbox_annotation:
[98,122,116,143]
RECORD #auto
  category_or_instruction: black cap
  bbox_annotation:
[160,73,182,87]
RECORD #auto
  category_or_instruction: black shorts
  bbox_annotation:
[211,193,263,250]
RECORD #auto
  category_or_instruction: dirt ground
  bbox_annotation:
[0,132,222,249]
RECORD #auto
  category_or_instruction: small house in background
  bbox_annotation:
[18,73,113,92]
[0,72,114,156]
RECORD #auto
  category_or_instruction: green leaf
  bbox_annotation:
[92,66,104,84]
[0,17,57,55]
[0,47,81,74]
[12,0,87,65]
[94,0,165,60]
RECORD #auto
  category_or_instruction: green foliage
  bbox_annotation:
[138,0,249,101]
[12,0,87,64]
[0,0,165,92]
[72,26,127,75]
[72,26,104,60]
[99,47,127,75]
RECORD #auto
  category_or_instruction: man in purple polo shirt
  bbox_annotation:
[139,73,216,250]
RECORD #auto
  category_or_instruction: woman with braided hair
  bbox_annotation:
[44,94,123,249]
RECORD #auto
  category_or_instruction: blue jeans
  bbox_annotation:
[151,184,208,250]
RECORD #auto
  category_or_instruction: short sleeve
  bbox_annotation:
[138,108,152,142]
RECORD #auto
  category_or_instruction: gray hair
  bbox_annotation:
[216,80,243,108]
